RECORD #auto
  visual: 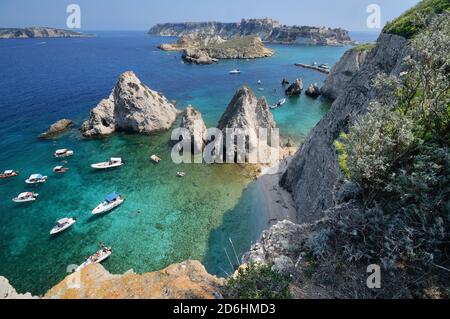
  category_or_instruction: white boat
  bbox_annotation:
[229,69,241,74]
[150,155,161,163]
[53,166,69,173]
[257,80,262,85]
[0,170,18,179]
[92,192,124,215]
[176,172,186,177]
[270,98,287,109]
[54,149,74,158]
[25,174,48,184]
[75,245,112,272]
[91,157,123,170]
[12,192,39,203]
[50,217,76,235]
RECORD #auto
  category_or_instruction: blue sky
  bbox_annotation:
[0,0,420,31]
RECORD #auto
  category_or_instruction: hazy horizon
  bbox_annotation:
[0,0,421,32]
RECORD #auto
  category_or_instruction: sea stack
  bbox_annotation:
[81,71,178,137]
[305,83,321,98]
[218,86,276,161]
[180,105,208,152]
[285,79,303,96]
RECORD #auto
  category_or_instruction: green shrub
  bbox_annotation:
[226,264,292,299]
[383,0,450,38]
[350,43,376,52]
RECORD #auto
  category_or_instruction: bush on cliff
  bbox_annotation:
[328,12,450,290]
[226,264,292,299]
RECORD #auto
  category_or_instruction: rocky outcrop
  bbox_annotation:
[44,261,226,299]
[0,276,38,299]
[285,79,303,96]
[320,46,371,100]
[0,27,90,39]
[218,87,276,161]
[150,18,353,45]
[81,71,178,137]
[280,33,409,222]
[305,83,321,99]
[39,119,73,139]
[160,34,274,62]
[180,106,208,152]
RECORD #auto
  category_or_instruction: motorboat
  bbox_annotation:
[0,170,18,179]
[54,149,74,158]
[25,174,48,184]
[257,80,262,85]
[75,245,112,272]
[91,157,123,170]
[229,69,241,75]
[53,166,69,174]
[270,98,287,109]
[150,155,161,163]
[318,63,330,70]
[12,192,39,203]
[92,192,124,215]
[50,217,76,235]
[176,172,186,177]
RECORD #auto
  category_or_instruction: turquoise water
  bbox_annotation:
[0,31,348,295]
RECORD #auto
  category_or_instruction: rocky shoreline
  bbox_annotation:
[0,27,90,39]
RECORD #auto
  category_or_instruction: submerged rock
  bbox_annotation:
[285,79,303,96]
[44,261,226,299]
[81,71,178,137]
[281,78,290,85]
[305,83,321,98]
[180,105,208,152]
[39,119,73,139]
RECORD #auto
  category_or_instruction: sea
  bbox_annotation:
[0,30,379,295]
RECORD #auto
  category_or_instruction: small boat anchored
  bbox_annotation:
[50,217,76,235]
[91,157,124,170]
[12,192,39,203]
[54,149,74,158]
[92,192,124,215]
[25,174,48,184]
[176,172,186,177]
[53,166,69,174]
[270,98,286,109]
[150,155,161,164]
[229,69,241,75]
[0,170,18,179]
[75,244,112,272]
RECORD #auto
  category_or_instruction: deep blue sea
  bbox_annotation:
[0,31,371,295]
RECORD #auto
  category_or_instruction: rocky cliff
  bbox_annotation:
[0,276,37,299]
[0,27,89,39]
[150,18,352,45]
[280,33,409,222]
[320,44,373,100]
[180,105,208,152]
[44,261,226,299]
[81,71,178,137]
[159,34,274,63]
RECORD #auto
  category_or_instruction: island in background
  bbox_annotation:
[149,18,353,46]
[0,27,91,39]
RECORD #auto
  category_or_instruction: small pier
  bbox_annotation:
[294,63,330,74]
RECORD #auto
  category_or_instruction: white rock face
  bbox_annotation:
[180,105,208,152]
[320,48,370,100]
[0,276,38,299]
[81,71,178,137]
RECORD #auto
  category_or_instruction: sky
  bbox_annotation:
[0,0,421,31]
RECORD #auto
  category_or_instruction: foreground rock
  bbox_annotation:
[0,276,37,299]
[39,119,73,139]
[281,33,409,222]
[320,44,372,100]
[180,105,208,152]
[0,27,89,39]
[81,71,178,137]
[150,18,353,45]
[159,34,274,63]
[285,79,303,96]
[44,261,226,299]
[218,86,276,161]
[305,83,321,98]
